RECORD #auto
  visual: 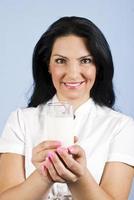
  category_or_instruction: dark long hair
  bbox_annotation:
[28,16,115,108]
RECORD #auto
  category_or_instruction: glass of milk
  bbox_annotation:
[46,101,74,147]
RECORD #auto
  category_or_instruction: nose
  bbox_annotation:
[67,62,80,80]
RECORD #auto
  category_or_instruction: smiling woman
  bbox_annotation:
[0,16,134,200]
[29,16,115,108]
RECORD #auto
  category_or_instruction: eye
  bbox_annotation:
[80,58,93,64]
[55,58,66,64]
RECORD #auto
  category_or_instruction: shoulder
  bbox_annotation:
[96,103,133,121]
[7,103,47,125]
[14,103,47,116]
[95,103,134,130]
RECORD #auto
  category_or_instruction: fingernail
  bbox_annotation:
[68,147,74,153]
[44,157,50,168]
[47,152,54,159]
[56,147,62,154]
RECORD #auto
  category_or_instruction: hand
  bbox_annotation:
[32,136,77,169]
[31,140,62,182]
[41,142,88,184]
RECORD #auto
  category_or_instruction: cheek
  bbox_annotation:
[85,68,96,81]
[50,65,64,82]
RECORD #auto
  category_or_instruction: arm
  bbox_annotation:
[100,162,134,200]
[0,153,52,200]
[0,140,63,199]
[68,162,134,200]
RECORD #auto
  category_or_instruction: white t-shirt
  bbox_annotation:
[0,95,134,198]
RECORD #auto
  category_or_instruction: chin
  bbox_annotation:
[62,92,88,102]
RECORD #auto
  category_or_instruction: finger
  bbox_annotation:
[43,157,65,183]
[33,149,56,163]
[49,152,78,182]
[40,162,59,184]
[56,148,83,176]
[74,136,79,143]
[35,140,62,153]
[39,165,49,179]
[68,145,85,158]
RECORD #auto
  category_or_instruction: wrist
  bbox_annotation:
[34,169,53,189]
[77,167,90,182]
[68,167,90,187]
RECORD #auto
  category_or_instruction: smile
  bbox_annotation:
[62,81,85,88]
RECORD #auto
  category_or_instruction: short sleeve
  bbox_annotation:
[107,117,134,166]
[0,109,25,155]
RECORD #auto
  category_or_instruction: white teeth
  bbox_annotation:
[64,81,84,87]
[65,83,81,87]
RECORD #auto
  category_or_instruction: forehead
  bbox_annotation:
[51,35,90,57]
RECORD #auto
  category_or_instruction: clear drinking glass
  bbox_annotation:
[46,102,74,147]
[46,102,74,199]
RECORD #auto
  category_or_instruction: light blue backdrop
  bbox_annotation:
[0,0,134,199]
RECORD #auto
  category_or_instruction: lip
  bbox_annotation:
[62,81,85,89]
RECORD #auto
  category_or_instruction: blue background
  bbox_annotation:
[0,0,134,198]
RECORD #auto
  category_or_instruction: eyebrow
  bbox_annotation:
[52,54,93,60]
[52,54,69,60]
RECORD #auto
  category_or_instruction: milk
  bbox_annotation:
[45,101,74,147]
[46,115,74,147]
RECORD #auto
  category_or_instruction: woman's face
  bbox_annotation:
[49,35,96,106]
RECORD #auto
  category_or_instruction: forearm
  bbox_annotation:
[0,170,52,200]
[68,170,114,200]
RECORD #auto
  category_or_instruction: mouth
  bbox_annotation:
[62,81,85,89]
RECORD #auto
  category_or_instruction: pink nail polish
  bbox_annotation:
[47,152,54,159]
[56,147,63,154]
[45,157,51,168]
[68,147,74,153]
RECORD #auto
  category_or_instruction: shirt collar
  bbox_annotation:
[74,98,95,117]
[51,94,95,118]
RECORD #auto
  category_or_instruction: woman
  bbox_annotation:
[0,16,134,200]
